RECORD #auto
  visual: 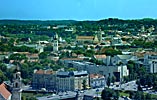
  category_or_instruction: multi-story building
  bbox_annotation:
[144,54,157,73]
[32,69,56,90]
[56,71,89,91]
[61,61,129,82]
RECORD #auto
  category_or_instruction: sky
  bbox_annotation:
[0,0,157,20]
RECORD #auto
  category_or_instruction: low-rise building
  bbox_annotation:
[76,35,99,44]
[0,83,12,100]
[89,74,105,88]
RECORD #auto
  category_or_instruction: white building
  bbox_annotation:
[144,55,157,73]
[111,37,123,46]
[89,74,105,88]
[150,60,157,73]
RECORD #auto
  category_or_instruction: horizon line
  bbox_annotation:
[0,17,156,21]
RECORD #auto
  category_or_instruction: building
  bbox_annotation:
[94,55,137,66]
[56,71,89,91]
[144,54,157,73]
[89,74,105,88]
[0,83,11,100]
[93,55,106,62]
[111,37,123,46]
[76,34,101,44]
[53,33,58,52]
[61,61,129,82]
[111,55,138,65]
[32,69,56,90]
[11,69,22,100]
[150,60,157,73]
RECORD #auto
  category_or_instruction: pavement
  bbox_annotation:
[109,80,137,91]
[37,88,104,100]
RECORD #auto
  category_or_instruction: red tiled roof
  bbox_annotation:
[77,36,94,40]
[134,52,157,57]
[90,74,104,78]
[35,70,55,74]
[0,83,11,100]
[61,58,84,61]
[94,55,106,59]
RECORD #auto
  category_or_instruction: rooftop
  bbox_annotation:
[34,69,55,75]
[76,36,94,40]
[90,74,104,79]
[94,55,107,59]
[0,83,11,100]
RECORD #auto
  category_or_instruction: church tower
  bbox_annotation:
[97,29,103,43]
[53,33,58,52]
[11,67,22,100]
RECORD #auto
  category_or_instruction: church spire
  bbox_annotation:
[11,65,22,100]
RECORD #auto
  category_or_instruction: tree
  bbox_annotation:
[0,63,7,72]
[82,79,86,90]
[137,84,143,91]
[0,70,7,84]
[101,88,113,100]
[84,50,95,57]
[101,88,119,100]
[153,81,157,91]
[107,77,111,88]
[111,76,116,84]
[9,53,27,61]
[134,91,142,100]
[39,52,48,59]
[145,93,152,100]
[102,48,122,56]
[123,76,129,83]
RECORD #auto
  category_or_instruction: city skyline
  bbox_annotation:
[0,0,157,20]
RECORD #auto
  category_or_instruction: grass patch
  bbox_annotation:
[119,92,129,97]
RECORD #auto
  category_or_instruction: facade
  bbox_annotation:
[144,54,157,73]
[89,74,105,88]
[150,60,157,73]
[56,71,89,91]
[32,69,56,90]
[0,83,11,100]
[11,70,22,100]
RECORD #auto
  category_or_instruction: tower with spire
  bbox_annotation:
[53,33,58,52]
[11,66,22,100]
